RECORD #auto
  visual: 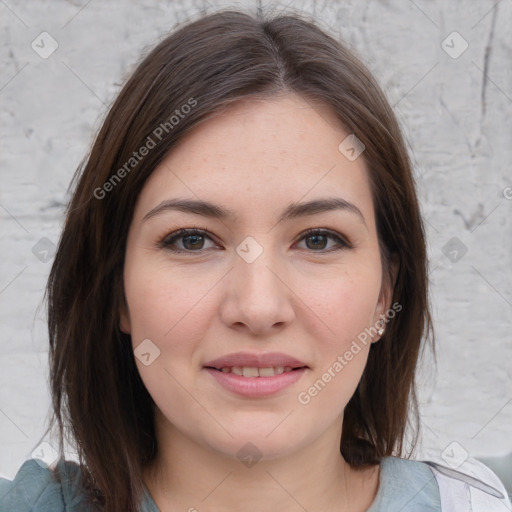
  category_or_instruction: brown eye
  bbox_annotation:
[160,229,217,253]
[181,233,205,250]
[296,229,352,252]
[305,233,328,250]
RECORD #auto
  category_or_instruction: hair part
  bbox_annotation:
[42,8,433,512]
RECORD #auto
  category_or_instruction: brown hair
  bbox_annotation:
[42,8,433,512]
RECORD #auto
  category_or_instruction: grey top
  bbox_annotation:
[0,455,446,511]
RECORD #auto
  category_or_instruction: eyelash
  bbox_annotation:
[158,226,353,254]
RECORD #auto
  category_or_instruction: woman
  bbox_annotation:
[1,8,510,512]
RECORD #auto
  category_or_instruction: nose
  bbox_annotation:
[219,243,295,335]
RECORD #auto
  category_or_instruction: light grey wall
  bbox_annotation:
[1,0,511,487]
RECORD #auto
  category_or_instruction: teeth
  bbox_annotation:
[218,366,297,377]
[258,367,276,377]
[242,367,259,377]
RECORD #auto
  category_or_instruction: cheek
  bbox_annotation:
[304,266,382,346]
[296,272,378,416]
[124,262,217,417]
[124,258,218,352]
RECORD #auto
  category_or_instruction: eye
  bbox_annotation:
[295,228,352,252]
[159,228,218,253]
[159,227,353,255]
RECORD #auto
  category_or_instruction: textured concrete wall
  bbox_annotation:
[1,0,511,487]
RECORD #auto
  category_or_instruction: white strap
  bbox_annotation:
[425,458,512,512]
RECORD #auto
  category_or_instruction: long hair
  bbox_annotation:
[43,8,433,512]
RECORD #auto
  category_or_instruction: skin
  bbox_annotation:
[120,93,395,512]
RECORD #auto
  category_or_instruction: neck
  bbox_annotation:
[142,412,380,512]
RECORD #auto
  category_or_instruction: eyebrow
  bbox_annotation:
[142,197,367,227]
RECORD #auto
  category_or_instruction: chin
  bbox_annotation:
[206,427,309,464]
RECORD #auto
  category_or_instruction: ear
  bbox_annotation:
[373,255,399,340]
[119,295,131,334]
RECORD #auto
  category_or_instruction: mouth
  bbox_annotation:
[204,366,308,398]
[204,365,307,377]
[202,352,309,397]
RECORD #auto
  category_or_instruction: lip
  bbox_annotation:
[203,351,308,370]
[203,351,309,398]
[204,367,308,398]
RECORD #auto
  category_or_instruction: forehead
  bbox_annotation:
[133,93,375,228]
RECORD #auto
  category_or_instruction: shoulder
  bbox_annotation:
[369,456,441,511]
[0,458,92,512]
[371,456,511,512]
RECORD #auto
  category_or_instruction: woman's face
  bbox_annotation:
[120,93,393,461]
